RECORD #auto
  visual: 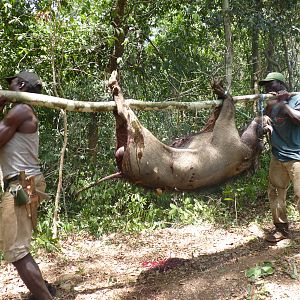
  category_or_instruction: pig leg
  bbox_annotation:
[211,96,240,145]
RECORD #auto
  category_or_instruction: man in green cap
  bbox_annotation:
[259,72,300,243]
[0,71,56,299]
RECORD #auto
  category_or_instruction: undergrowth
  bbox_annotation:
[29,151,276,254]
[1,151,299,260]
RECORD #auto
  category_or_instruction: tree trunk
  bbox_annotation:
[107,0,128,74]
[250,0,261,113]
[90,0,127,163]
[265,31,279,72]
[49,0,67,239]
[251,0,261,94]
[251,31,259,94]
[52,109,68,239]
[87,113,99,163]
[282,36,293,90]
[222,0,233,92]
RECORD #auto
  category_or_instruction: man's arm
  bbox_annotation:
[265,91,300,126]
[0,104,33,148]
[0,96,6,115]
[281,105,300,126]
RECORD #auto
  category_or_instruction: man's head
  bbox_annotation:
[258,72,287,93]
[5,71,42,94]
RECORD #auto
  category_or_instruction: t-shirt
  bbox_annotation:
[0,131,41,179]
[270,94,300,161]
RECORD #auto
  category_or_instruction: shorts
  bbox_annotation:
[0,174,46,263]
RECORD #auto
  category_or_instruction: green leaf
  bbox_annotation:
[245,261,275,280]
[246,267,262,279]
[290,262,298,280]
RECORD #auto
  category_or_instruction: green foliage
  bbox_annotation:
[68,182,169,236]
[220,150,270,222]
[246,283,270,300]
[32,232,60,254]
[31,204,60,254]
[168,196,226,225]
[288,262,299,280]
[246,261,275,281]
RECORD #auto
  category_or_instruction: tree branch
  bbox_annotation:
[1,90,299,112]
[52,109,68,239]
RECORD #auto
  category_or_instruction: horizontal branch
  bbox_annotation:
[0,90,299,112]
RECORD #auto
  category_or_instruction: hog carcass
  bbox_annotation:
[109,71,266,191]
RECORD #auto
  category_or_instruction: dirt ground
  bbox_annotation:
[1,222,300,300]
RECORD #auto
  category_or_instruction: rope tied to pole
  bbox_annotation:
[258,94,266,129]
[257,93,274,143]
[258,94,266,117]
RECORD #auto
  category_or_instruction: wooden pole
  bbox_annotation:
[0,90,299,112]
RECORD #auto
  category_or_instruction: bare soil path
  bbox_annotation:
[1,222,300,300]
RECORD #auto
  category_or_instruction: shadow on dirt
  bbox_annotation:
[119,231,300,300]
[16,225,300,300]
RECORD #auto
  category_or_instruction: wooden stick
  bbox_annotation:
[52,109,68,239]
[0,90,299,112]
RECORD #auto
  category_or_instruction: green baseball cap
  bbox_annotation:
[259,72,286,86]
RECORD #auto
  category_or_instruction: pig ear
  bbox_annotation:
[19,81,26,89]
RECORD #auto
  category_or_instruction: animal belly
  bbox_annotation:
[121,138,244,190]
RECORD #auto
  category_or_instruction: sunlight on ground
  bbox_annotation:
[265,282,300,300]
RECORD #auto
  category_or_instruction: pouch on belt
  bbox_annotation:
[9,184,29,205]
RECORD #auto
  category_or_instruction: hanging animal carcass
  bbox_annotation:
[109,71,267,192]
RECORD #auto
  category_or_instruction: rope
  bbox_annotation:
[258,94,266,130]
[258,93,272,144]
[258,94,266,118]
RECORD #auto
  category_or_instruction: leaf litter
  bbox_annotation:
[1,222,300,299]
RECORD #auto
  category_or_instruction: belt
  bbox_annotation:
[3,175,20,191]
